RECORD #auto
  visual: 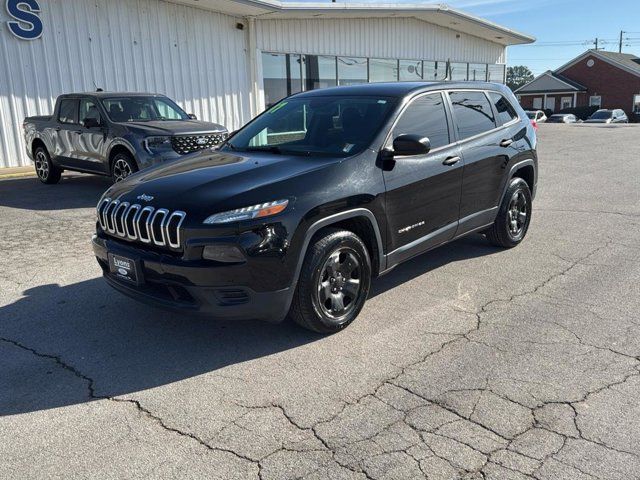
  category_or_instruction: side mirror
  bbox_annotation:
[188,113,197,120]
[82,117,100,129]
[392,134,431,156]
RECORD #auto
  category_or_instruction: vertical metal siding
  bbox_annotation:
[255,17,506,64]
[0,0,251,168]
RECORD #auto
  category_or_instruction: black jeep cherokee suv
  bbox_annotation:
[93,82,537,333]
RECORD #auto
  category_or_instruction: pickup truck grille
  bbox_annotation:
[171,133,227,155]
[97,198,186,250]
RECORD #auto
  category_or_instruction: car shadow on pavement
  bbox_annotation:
[0,235,499,417]
[0,277,325,417]
[370,234,500,298]
[0,174,111,211]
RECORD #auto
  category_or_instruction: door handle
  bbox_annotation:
[500,139,514,147]
[443,156,461,166]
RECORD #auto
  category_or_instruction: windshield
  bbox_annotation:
[222,96,398,158]
[590,110,612,119]
[102,96,189,122]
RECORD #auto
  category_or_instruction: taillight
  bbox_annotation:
[531,120,538,131]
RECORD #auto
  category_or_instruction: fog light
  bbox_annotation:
[202,245,245,263]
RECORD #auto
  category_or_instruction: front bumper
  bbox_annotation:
[92,235,292,323]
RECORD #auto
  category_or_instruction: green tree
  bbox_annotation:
[506,66,534,91]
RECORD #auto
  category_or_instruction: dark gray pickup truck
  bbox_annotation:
[23,92,228,184]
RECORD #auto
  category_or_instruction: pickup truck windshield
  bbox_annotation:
[222,96,397,158]
[101,96,189,122]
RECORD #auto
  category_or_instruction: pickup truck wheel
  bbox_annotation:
[111,153,137,183]
[486,177,532,248]
[289,228,371,334]
[34,146,61,184]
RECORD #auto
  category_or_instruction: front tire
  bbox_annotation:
[289,228,371,334]
[34,146,62,184]
[111,152,138,183]
[486,177,532,248]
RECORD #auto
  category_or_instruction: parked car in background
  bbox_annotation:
[526,110,547,123]
[547,113,579,124]
[23,92,228,184]
[584,109,629,124]
[93,82,537,333]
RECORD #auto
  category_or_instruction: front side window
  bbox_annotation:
[224,96,397,158]
[79,98,100,123]
[58,99,79,124]
[391,93,450,150]
[102,96,188,122]
[488,92,518,126]
[449,91,496,140]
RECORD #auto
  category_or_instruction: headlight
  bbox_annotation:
[144,136,171,153]
[203,199,289,224]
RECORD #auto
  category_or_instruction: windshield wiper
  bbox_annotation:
[243,146,283,154]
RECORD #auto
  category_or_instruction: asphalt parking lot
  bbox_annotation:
[1,124,640,479]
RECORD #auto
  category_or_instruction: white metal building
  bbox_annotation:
[0,0,533,168]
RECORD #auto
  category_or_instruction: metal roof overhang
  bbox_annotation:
[167,0,535,46]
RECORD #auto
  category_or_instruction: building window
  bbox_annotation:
[561,97,573,110]
[633,94,640,115]
[589,96,602,108]
[303,55,337,91]
[399,60,423,81]
[468,64,487,81]
[423,61,438,81]
[533,98,543,110]
[337,57,368,86]
[369,58,398,82]
[449,62,468,81]
[262,52,304,108]
[488,64,506,83]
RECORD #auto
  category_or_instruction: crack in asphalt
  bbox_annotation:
[3,235,639,479]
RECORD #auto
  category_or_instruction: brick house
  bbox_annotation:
[515,50,640,121]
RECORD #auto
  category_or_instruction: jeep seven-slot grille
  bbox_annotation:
[171,133,227,155]
[97,198,186,249]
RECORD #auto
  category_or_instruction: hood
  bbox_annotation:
[103,149,341,219]
[124,120,226,135]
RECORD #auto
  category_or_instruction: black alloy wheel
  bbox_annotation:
[289,228,371,333]
[486,177,532,248]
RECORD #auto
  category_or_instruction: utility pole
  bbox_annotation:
[619,31,626,53]
[594,38,599,50]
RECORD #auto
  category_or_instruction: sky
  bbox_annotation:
[445,0,640,75]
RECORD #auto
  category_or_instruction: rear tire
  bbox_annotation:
[34,146,62,184]
[289,228,371,334]
[486,177,532,248]
[111,152,138,183]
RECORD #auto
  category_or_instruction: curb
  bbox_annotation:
[0,172,36,180]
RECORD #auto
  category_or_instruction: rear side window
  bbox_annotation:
[58,99,79,124]
[392,93,450,150]
[448,91,496,140]
[489,92,518,126]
